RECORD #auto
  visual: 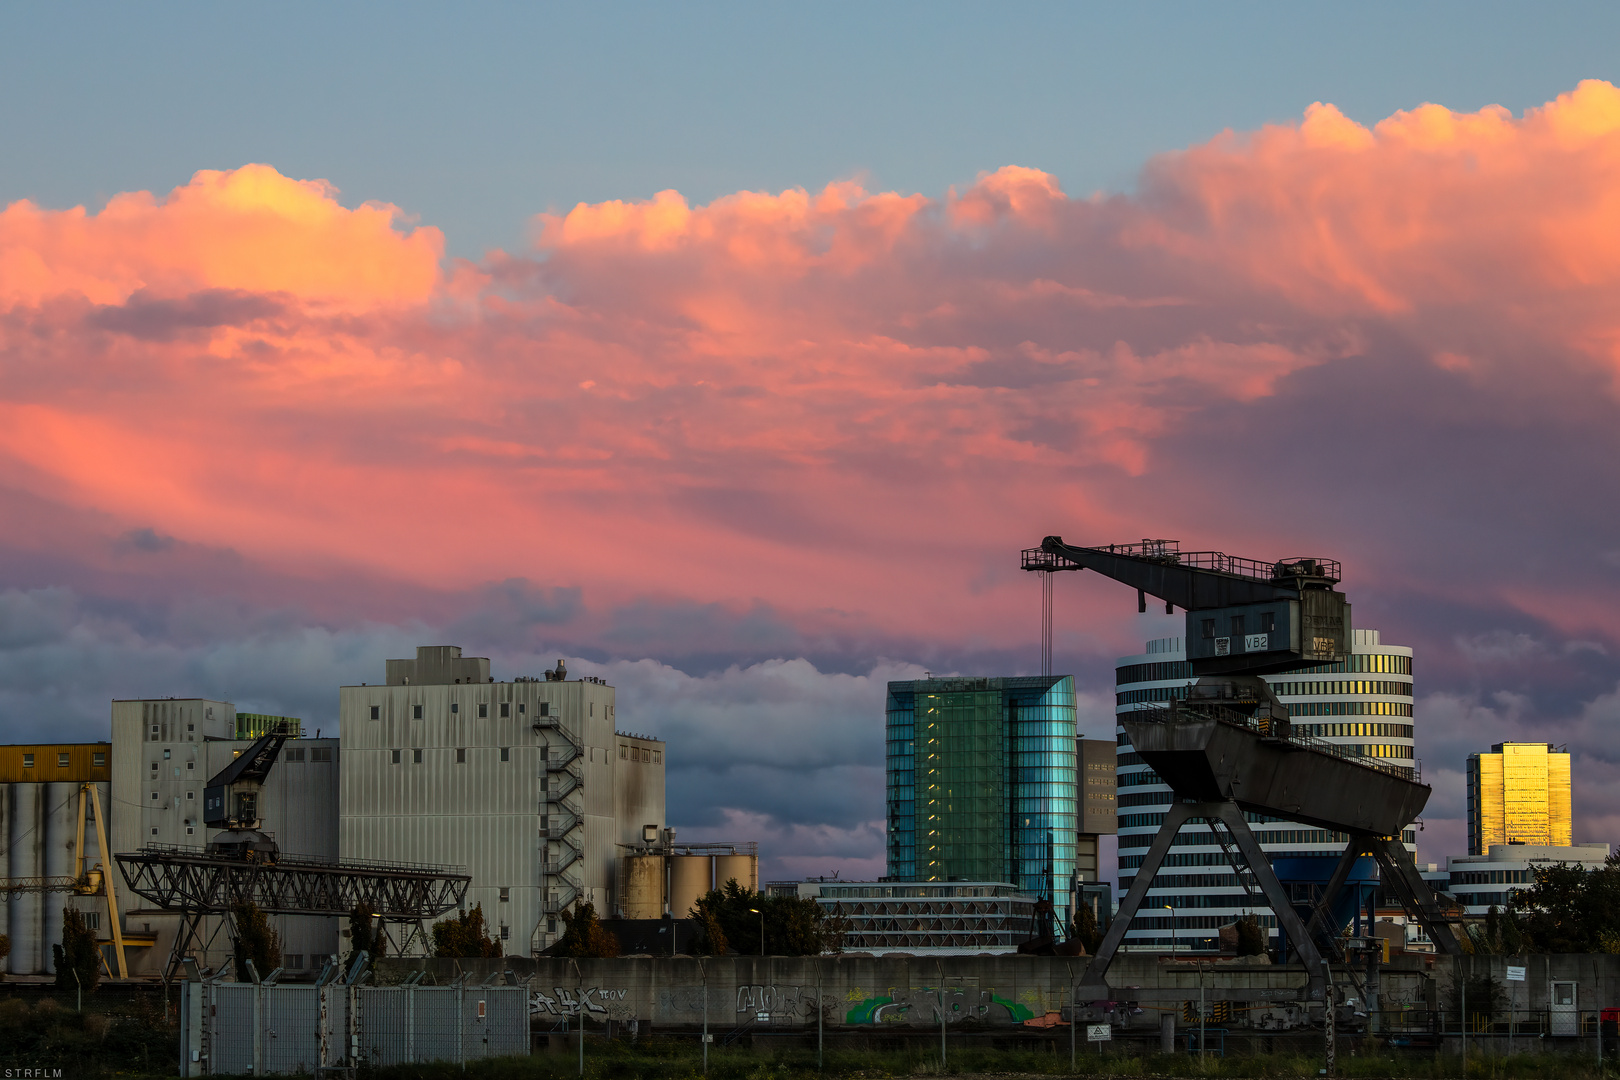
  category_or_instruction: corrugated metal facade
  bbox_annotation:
[339,648,665,956]
[109,699,340,975]
[0,779,111,974]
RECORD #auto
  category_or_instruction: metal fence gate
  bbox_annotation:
[181,979,530,1075]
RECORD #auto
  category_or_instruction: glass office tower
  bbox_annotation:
[1467,742,1572,854]
[886,675,1077,927]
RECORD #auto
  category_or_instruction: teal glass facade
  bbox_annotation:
[886,675,1077,927]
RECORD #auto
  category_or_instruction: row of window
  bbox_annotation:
[1118,849,1342,869]
[1268,680,1412,698]
[1288,701,1414,717]
[391,747,514,764]
[282,747,333,762]
[1115,653,1412,686]
[20,752,100,769]
[620,744,661,763]
[1296,722,1413,738]
[371,702,553,721]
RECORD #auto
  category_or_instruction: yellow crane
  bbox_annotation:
[0,782,128,979]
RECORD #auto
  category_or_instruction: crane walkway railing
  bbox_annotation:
[1134,701,1416,782]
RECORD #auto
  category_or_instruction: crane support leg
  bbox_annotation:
[1078,801,1327,1002]
[1302,838,1372,956]
[1367,836,1464,956]
[1077,801,1196,995]
[85,784,127,979]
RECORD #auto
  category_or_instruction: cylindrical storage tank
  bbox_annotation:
[620,854,666,919]
[713,853,758,894]
[42,783,78,974]
[667,855,713,921]
[9,784,44,974]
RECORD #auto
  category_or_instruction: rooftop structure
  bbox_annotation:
[1444,843,1609,914]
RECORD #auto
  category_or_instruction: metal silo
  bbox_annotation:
[620,854,666,919]
[667,854,713,921]
[712,852,757,894]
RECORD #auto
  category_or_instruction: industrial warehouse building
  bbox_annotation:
[0,646,680,977]
[338,646,666,956]
[1114,628,1420,951]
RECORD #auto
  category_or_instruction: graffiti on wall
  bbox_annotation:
[531,986,630,1016]
[842,984,1041,1026]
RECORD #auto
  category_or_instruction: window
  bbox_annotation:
[150,724,159,738]
[1201,619,1215,639]
[92,752,105,767]
[499,887,510,902]
[540,747,548,761]
[590,703,594,716]
[163,749,171,760]
[188,723,195,733]
[151,828,158,836]
[652,751,661,764]
[500,925,510,941]
[82,912,99,930]
[456,748,466,764]
[286,954,304,970]
[518,702,526,715]
[451,702,459,714]
[620,745,628,759]
[370,705,380,720]
[186,791,194,800]
[22,754,33,768]
[413,705,423,720]
[1229,614,1245,635]
[500,747,510,762]
[311,747,332,763]
[413,749,422,764]
[186,825,194,835]
[547,918,556,934]
[539,703,550,717]
[478,703,488,718]
[58,752,70,768]
[286,747,305,762]
[186,761,194,771]
[391,749,401,764]
[500,703,510,718]
[151,791,158,801]
[1261,612,1276,632]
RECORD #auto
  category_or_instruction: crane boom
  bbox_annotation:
[1022,536,1352,675]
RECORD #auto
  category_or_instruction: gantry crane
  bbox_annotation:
[1023,537,1461,1003]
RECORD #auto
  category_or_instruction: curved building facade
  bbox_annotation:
[1114,629,1418,951]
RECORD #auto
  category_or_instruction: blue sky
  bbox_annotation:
[4,3,1617,257]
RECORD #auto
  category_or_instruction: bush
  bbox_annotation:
[432,903,502,958]
[231,901,282,982]
[556,902,620,958]
[53,907,100,993]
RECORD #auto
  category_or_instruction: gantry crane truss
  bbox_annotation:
[116,846,470,981]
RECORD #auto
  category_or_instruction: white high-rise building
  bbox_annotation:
[1114,628,1417,951]
[338,646,665,956]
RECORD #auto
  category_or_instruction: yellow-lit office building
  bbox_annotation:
[1466,742,1572,855]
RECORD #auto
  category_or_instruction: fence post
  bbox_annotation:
[456,977,465,1071]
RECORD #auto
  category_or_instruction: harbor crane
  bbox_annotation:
[1023,537,1461,1003]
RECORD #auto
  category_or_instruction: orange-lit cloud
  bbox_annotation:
[4,86,1620,664]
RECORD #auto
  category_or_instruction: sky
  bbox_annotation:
[4,3,1620,883]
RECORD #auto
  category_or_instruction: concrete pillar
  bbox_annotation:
[1161,1011,1176,1053]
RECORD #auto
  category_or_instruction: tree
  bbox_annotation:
[1447,970,1505,1030]
[347,904,380,970]
[556,902,620,958]
[53,907,100,993]
[231,901,282,982]
[0,933,10,981]
[1073,902,1102,954]
[432,904,502,958]
[1235,915,1267,958]
[689,878,835,957]
[1504,852,1620,953]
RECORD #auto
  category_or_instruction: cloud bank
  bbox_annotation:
[6,82,1620,876]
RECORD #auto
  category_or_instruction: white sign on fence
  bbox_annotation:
[1507,966,1527,982]
[1087,1023,1113,1042]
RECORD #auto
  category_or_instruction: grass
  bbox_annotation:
[0,992,176,1078]
[354,1038,1620,1080]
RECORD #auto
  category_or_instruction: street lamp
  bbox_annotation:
[1163,904,1177,958]
[749,907,764,955]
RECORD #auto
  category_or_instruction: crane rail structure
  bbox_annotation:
[116,845,470,980]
